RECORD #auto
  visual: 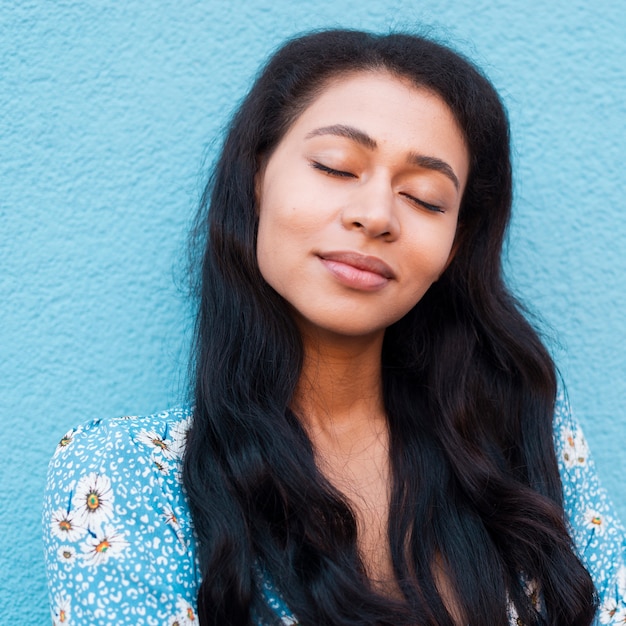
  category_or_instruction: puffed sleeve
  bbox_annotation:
[42,407,201,625]
[553,391,626,624]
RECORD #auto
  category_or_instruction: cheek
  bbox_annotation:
[256,177,287,277]
[256,177,327,285]
[256,211,281,288]
[255,202,307,292]
[408,221,457,273]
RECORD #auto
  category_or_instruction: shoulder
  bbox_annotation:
[45,405,195,545]
[551,390,626,623]
[48,405,194,466]
[551,388,617,536]
[43,406,200,625]
[551,388,611,516]
[45,406,195,519]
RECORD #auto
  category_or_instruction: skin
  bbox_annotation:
[255,71,470,602]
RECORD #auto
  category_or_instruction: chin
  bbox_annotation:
[295,313,402,342]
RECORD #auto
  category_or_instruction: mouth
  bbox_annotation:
[317,251,395,291]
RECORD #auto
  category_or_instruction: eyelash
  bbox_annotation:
[310,161,356,178]
[401,193,444,214]
[310,161,444,213]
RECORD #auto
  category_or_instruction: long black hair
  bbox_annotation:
[183,29,596,625]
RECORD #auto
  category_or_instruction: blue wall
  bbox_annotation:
[2,1,624,622]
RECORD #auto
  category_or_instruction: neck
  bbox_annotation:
[293,328,387,449]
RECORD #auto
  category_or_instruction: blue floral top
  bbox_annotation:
[43,392,626,625]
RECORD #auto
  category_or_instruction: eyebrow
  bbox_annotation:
[407,153,460,192]
[306,124,377,150]
[305,123,461,192]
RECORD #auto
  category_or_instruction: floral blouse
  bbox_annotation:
[42,392,626,625]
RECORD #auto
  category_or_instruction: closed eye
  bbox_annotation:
[310,161,356,178]
[400,192,444,213]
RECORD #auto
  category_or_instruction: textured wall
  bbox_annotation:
[1,1,624,622]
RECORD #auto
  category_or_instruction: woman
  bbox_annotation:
[43,29,626,625]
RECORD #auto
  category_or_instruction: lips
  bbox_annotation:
[319,251,395,278]
[317,251,395,291]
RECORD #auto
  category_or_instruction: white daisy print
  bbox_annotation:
[80,523,129,567]
[162,503,187,547]
[600,598,619,624]
[53,429,76,457]
[602,601,626,625]
[523,577,542,613]
[162,503,180,528]
[137,429,177,460]
[561,426,589,469]
[73,472,114,527]
[506,598,523,626]
[583,508,607,536]
[153,458,172,475]
[618,565,626,597]
[174,597,198,625]
[52,592,71,624]
[50,508,86,542]
[56,544,77,565]
[170,416,192,458]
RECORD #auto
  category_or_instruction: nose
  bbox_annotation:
[340,174,399,240]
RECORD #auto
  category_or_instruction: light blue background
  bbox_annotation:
[1,1,624,622]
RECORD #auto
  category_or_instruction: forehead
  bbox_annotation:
[286,70,466,145]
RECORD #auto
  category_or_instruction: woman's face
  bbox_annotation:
[255,71,469,341]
